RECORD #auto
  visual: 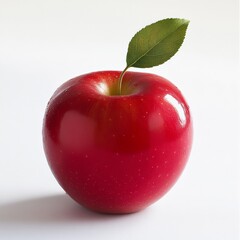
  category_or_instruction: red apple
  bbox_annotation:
[43,70,192,213]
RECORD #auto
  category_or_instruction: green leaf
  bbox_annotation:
[126,18,189,68]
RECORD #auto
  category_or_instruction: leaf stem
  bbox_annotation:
[118,66,129,95]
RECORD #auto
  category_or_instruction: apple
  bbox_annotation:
[43,70,192,213]
[43,18,192,213]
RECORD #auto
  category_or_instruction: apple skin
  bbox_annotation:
[43,71,192,214]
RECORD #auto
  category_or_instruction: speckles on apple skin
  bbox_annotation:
[151,165,160,170]
[103,164,108,169]
[86,174,92,182]
[137,169,141,177]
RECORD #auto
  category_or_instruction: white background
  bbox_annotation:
[0,0,239,239]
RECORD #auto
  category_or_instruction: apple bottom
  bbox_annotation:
[43,71,193,214]
[48,134,191,214]
[67,146,189,214]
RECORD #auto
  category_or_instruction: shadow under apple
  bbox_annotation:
[0,193,138,225]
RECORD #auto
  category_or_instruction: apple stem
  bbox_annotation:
[118,66,129,95]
